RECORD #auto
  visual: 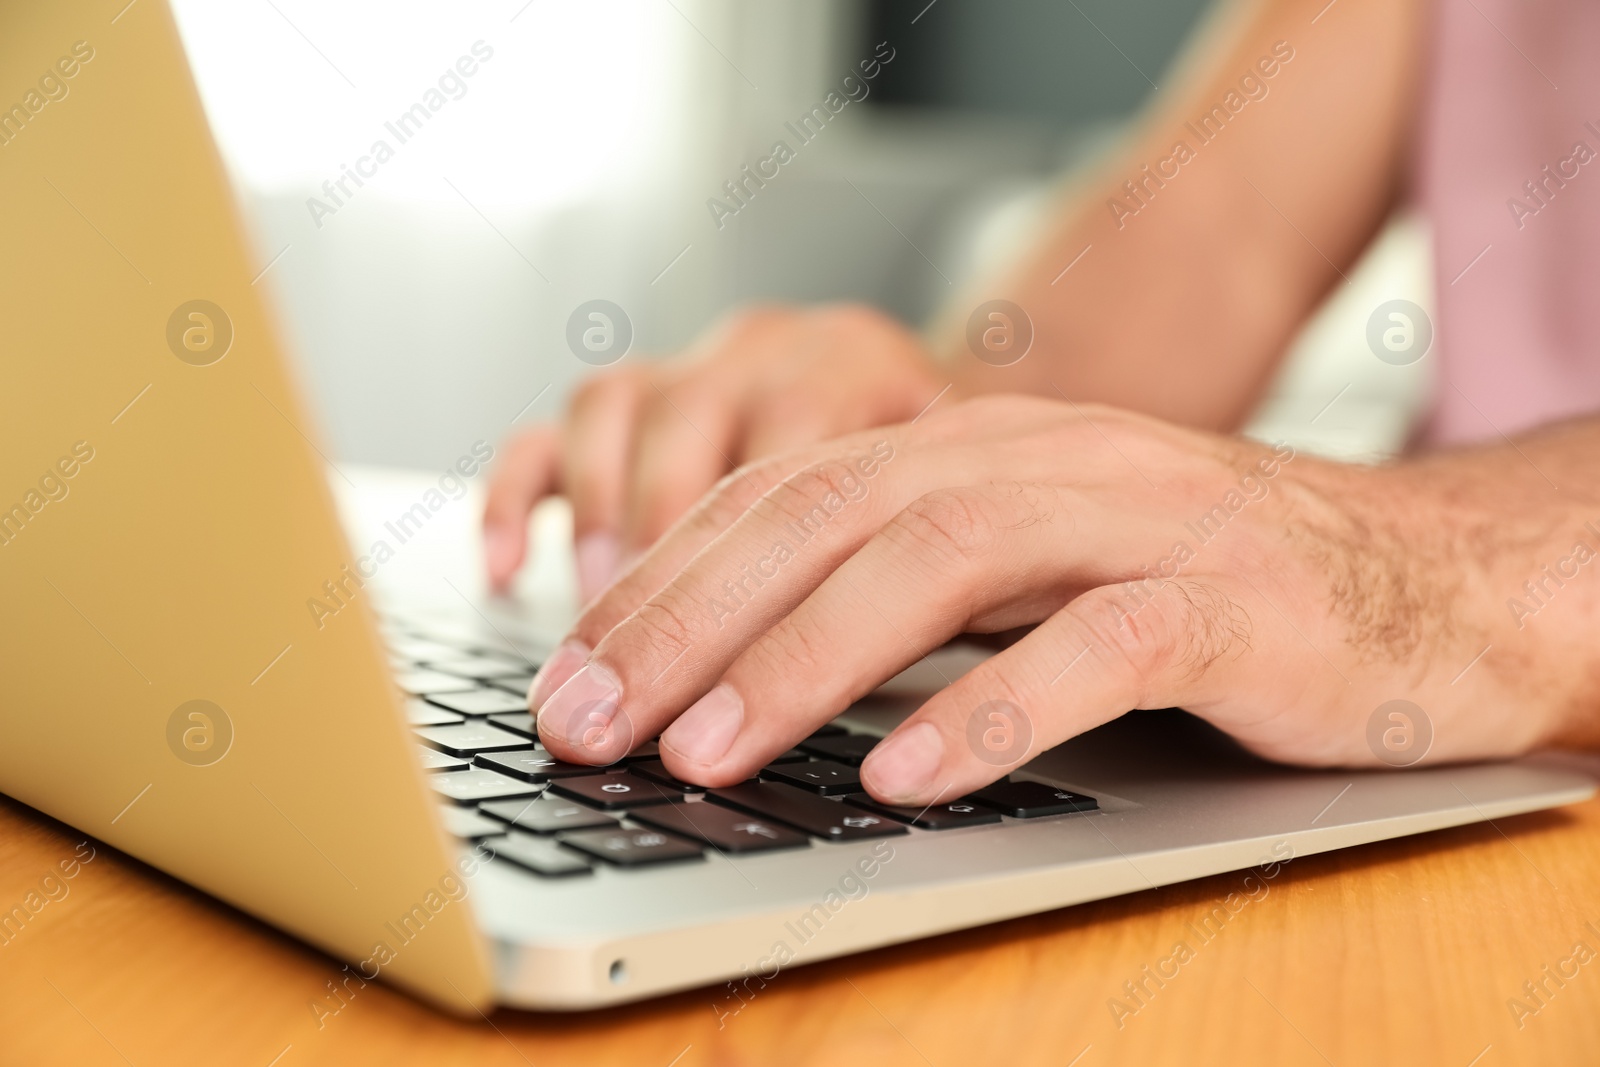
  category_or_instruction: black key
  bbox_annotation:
[631,760,761,793]
[557,827,704,867]
[970,779,1098,818]
[629,760,706,793]
[396,670,477,695]
[769,747,811,763]
[425,688,528,716]
[621,740,661,762]
[480,796,618,834]
[487,832,593,877]
[486,712,538,739]
[707,782,907,842]
[631,801,810,854]
[406,699,464,726]
[797,733,879,765]
[429,769,543,805]
[808,724,847,738]
[843,794,1003,830]
[549,771,683,809]
[416,745,470,772]
[414,722,532,757]
[474,748,601,782]
[438,806,507,839]
[761,759,862,795]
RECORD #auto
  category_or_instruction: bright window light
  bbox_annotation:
[171,0,678,208]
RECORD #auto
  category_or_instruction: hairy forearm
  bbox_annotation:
[1332,418,1600,750]
[930,0,1428,431]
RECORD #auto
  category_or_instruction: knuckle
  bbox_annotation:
[715,453,785,497]
[567,367,642,414]
[741,610,836,685]
[689,457,787,531]
[664,378,720,418]
[566,375,612,413]
[1068,587,1175,701]
[992,481,1070,531]
[1071,580,1249,700]
[887,489,1001,566]
[714,304,794,347]
[616,595,700,666]
[635,390,682,436]
[948,666,1036,723]
[640,371,721,426]
[758,461,872,530]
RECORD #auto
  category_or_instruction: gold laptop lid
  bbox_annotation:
[0,0,492,1012]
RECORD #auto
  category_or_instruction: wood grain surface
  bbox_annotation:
[3,789,1598,1067]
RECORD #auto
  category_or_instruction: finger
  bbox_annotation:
[536,433,1085,764]
[737,323,838,460]
[535,435,928,762]
[579,396,1068,643]
[526,399,1088,715]
[561,369,649,601]
[657,483,1100,785]
[523,452,800,712]
[481,425,562,590]
[858,577,1257,805]
[619,378,741,564]
[526,429,912,711]
[738,314,937,460]
[740,388,844,461]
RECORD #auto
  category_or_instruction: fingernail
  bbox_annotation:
[536,661,621,749]
[575,532,620,602]
[662,684,744,766]
[484,525,519,584]
[527,638,589,709]
[862,722,944,801]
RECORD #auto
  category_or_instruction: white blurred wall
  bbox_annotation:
[173,0,1432,472]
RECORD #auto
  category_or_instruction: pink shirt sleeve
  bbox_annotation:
[1417,0,1600,446]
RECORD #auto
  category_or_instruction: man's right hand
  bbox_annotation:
[482,303,947,600]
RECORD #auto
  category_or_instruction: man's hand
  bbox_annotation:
[525,396,1589,806]
[481,304,944,600]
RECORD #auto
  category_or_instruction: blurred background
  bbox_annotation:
[170,0,1432,472]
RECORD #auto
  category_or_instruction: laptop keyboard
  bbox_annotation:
[382,614,1098,880]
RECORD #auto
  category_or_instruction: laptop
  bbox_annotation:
[1,0,1592,1015]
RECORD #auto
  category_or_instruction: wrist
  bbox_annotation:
[1357,455,1600,749]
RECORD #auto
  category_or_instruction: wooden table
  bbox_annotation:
[3,787,1598,1067]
